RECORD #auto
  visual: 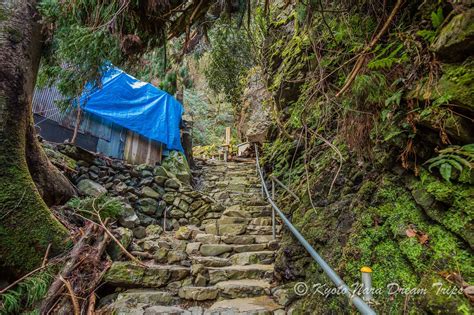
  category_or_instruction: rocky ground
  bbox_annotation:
[84,159,292,314]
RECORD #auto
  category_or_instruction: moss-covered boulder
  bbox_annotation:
[161,151,191,184]
[432,8,474,62]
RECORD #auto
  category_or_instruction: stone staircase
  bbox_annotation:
[100,160,285,314]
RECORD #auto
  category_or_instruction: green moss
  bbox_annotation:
[0,7,6,22]
[357,180,377,200]
[0,165,69,274]
[337,176,472,311]
[414,60,474,111]
[43,146,77,169]
[6,26,23,43]
[417,274,472,314]
[414,170,474,246]
[437,61,474,109]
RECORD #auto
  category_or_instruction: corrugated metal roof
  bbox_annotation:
[32,86,69,122]
[33,87,115,142]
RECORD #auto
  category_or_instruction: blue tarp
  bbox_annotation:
[79,67,183,152]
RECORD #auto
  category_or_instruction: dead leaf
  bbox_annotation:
[405,228,417,238]
[417,233,429,244]
[463,286,474,302]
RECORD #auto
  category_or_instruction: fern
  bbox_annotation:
[1,290,22,314]
[0,270,54,314]
[417,29,436,43]
[425,144,474,182]
[431,7,444,29]
[368,42,407,70]
[351,72,389,103]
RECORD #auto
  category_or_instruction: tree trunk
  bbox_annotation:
[26,118,77,206]
[0,0,70,276]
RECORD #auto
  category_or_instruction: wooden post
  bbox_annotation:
[224,127,231,162]
[225,127,231,145]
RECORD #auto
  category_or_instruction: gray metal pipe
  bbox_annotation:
[254,144,376,315]
[269,174,301,201]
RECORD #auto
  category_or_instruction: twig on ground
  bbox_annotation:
[59,275,80,315]
[0,264,50,294]
[87,293,96,315]
[42,243,52,267]
[92,198,146,267]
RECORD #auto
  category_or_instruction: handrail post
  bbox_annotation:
[271,179,276,240]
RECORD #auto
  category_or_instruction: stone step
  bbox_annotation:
[178,286,219,301]
[104,262,190,288]
[207,296,283,314]
[145,305,203,314]
[194,233,220,244]
[222,205,272,218]
[223,205,252,218]
[255,235,278,244]
[190,256,231,267]
[108,289,180,309]
[217,216,251,225]
[207,264,274,284]
[178,279,273,302]
[250,217,273,226]
[230,251,275,265]
[218,223,247,236]
[247,225,283,235]
[215,279,272,299]
[221,234,255,245]
[200,244,233,256]
[233,243,268,253]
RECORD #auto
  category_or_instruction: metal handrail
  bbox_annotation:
[254,144,376,315]
[269,174,301,202]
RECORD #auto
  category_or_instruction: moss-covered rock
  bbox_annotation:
[416,274,471,314]
[106,227,133,260]
[104,262,190,288]
[432,8,474,63]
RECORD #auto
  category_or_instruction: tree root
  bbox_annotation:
[41,220,113,314]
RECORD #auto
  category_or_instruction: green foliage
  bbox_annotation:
[425,144,474,182]
[159,71,178,95]
[37,0,212,103]
[0,270,54,314]
[417,29,436,43]
[38,0,125,105]
[368,42,408,70]
[205,22,254,105]
[431,7,444,28]
[67,195,124,220]
[183,89,234,146]
[351,72,390,104]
